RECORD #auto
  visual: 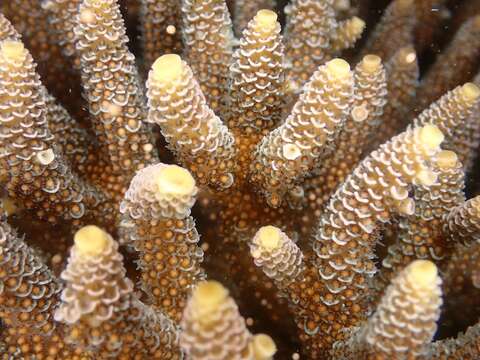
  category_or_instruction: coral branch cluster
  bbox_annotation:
[1,0,480,359]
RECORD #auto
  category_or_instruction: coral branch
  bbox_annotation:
[180,280,276,359]
[445,196,480,246]
[0,218,77,358]
[372,46,419,150]
[181,0,234,112]
[146,54,236,190]
[302,54,387,226]
[376,150,465,293]
[361,0,416,60]
[250,58,354,207]
[284,0,336,88]
[332,260,442,358]
[55,225,181,358]
[330,16,365,54]
[75,0,158,186]
[233,0,276,36]
[139,0,182,72]
[120,163,205,322]
[417,15,480,108]
[0,40,109,226]
[311,124,444,351]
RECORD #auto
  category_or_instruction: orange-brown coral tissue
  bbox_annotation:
[2,1,480,359]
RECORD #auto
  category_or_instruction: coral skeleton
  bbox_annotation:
[2,1,480,359]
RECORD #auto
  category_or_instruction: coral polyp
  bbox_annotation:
[1,1,480,359]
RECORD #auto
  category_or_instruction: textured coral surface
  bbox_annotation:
[1,0,480,359]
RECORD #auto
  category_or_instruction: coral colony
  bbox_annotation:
[2,0,480,359]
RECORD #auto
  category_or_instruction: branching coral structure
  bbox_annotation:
[1,1,480,359]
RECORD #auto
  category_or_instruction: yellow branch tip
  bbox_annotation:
[156,165,196,196]
[416,169,438,186]
[436,150,458,169]
[152,54,183,83]
[419,124,444,150]
[256,226,281,250]
[254,9,278,30]
[0,41,26,62]
[350,16,365,32]
[361,55,381,73]
[252,334,277,359]
[74,225,110,257]
[192,281,228,313]
[79,9,96,24]
[326,58,351,79]
[406,260,438,288]
[461,82,480,102]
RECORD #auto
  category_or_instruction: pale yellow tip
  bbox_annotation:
[152,54,183,83]
[193,281,228,312]
[419,124,444,150]
[256,226,281,250]
[252,334,277,360]
[416,169,438,186]
[156,165,195,196]
[436,150,458,169]
[74,225,110,257]
[1,40,26,62]
[79,9,96,24]
[407,260,438,288]
[361,54,381,73]
[461,82,480,102]
[350,16,365,33]
[254,9,278,30]
[326,58,351,79]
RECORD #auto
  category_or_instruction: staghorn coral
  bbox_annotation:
[417,15,480,109]
[75,0,158,189]
[332,260,442,359]
[445,195,480,246]
[139,0,183,72]
[120,163,206,323]
[2,1,480,359]
[0,39,110,227]
[361,0,416,60]
[370,45,419,151]
[54,225,180,359]
[146,54,236,190]
[233,0,277,36]
[227,9,285,181]
[301,54,387,226]
[250,58,354,207]
[181,0,234,112]
[0,217,82,359]
[180,280,277,359]
[375,150,465,294]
